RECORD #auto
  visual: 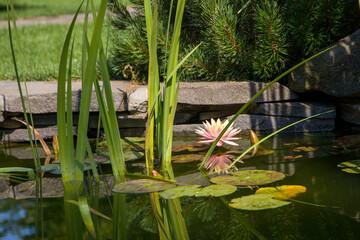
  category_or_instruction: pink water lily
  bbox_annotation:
[195,118,242,147]
[204,154,241,173]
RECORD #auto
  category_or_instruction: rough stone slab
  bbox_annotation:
[174,112,197,124]
[0,179,14,199]
[289,28,360,98]
[2,146,48,159]
[177,81,298,105]
[0,126,77,143]
[339,103,360,125]
[0,95,4,122]
[128,86,147,113]
[199,110,238,121]
[14,178,63,199]
[173,114,335,135]
[248,102,336,119]
[0,81,131,113]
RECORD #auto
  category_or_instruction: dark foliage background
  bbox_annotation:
[108,0,359,82]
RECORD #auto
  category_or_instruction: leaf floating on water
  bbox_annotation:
[283,143,299,147]
[113,179,176,194]
[341,168,360,174]
[210,170,285,186]
[293,146,318,152]
[337,160,360,168]
[160,185,202,199]
[242,150,275,159]
[195,184,237,197]
[229,194,290,210]
[172,143,209,153]
[255,185,306,200]
[283,155,303,160]
[172,154,204,163]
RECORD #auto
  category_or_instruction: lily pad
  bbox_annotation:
[337,160,360,174]
[41,164,62,175]
[172,144,209,153]
[282,155,303,160]
[337,160,360,168]
[293,146,318,152]
[195,184,237,197]
[211,170,285,186]
[172,154,204,163]
[341,168,360,174]
[160,185,202,199]
[113,179,176,194]
[229,194,290,210]
[255,185,306,200]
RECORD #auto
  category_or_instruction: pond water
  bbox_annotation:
[0,132,360,239]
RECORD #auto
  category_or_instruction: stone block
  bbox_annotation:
[177,81,298,106]
[199,110,238,121]
[0,126,76,143]
[14,178,63,199]
[0,178,14,199]
[128,87,148,113]
[0,95,4,122]
[289,28,360,98]
[0,81,129,114]
[248,102,336,119]
[172,114,335,136]
[339,103,360,125]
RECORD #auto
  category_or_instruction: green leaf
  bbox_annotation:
[211,170,285,186]
[195,184,237,197]
[337,160,360,168]
[229,194,290,210]
[160,185,202,199]
[341,168,360,174]
[113,179,176,194]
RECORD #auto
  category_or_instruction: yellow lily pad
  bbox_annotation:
[255,185,306,200]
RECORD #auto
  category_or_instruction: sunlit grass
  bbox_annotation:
[0,0,100,20]
[0,22,97,81]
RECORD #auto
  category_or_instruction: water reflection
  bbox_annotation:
[0,133,360,239]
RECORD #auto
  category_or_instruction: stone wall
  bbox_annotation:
[0,80,337,143]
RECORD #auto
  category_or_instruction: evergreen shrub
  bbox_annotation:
[108,0,359,82]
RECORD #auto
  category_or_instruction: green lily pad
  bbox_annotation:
[172,154,204,163]
[41,164,62,175]
[211,170,285,186]
[337,160,360,168]
[172,144,209,153]
[195,184,237,197]
[160,185,202,199]
[341,168,360,174]
[113,179,176,194]
[229,194,290,210]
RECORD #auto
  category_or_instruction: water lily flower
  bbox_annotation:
[195,118,242,147]
[204,154,241,174]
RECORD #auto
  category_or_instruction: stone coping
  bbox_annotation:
[0,80,337,143]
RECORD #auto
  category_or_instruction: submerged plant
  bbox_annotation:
[195,118,242,147]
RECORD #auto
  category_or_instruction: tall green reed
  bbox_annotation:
[6,0,44,238]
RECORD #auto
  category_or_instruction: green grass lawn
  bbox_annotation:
[0,0,100,20]
[0,22,105,81]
